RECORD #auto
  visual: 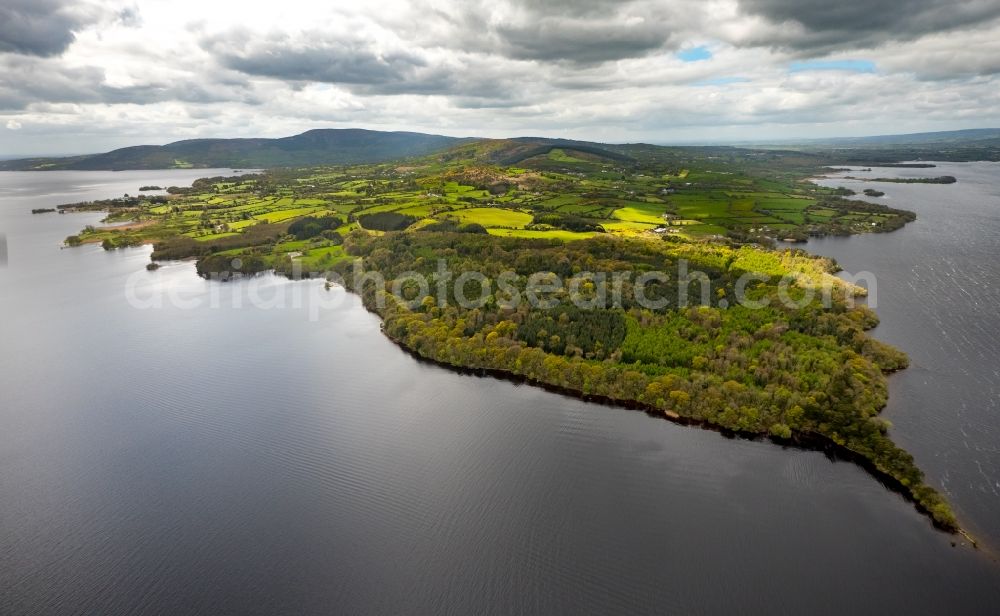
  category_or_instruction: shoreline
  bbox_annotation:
[58,177,970,545]
[340,286,976,546]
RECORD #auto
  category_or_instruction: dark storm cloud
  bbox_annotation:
[493,19,668,64]
[202,30,426,86]
[739,0,1000,51]
[199,29,518,100]
[453,0,679,64]
[0,0,101,57]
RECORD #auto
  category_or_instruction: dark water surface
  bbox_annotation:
[810,162,1000,550]
[1,170,999,615]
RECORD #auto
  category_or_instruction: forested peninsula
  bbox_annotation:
[59,139,962,534]
[332,232,958,532]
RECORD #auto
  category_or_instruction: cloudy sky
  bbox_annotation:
[2,0,1000,155]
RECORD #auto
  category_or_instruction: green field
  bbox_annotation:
[446,207,533,228]
[254,207,322,222]
[488,228,597,241]
[67,136,915,271]
[602,220,659,232]
[612,203,668,224]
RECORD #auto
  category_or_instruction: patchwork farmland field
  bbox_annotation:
[63,138,916,264]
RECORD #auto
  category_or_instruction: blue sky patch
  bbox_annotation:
[677,46,712,62]
[789,59,876,73]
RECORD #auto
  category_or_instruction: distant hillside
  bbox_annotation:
[0,129,467,171]
[491,137,636,166]
[435,137,638,167]
[7,126,1000,171]
[749,128,1000,148]
[752,128,1000,163]
[811,128,1000,147]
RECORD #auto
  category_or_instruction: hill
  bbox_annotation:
[0,129,468,171]
[752,128,1000,163]
[7,126,1000,171]
[807,128,1000,147]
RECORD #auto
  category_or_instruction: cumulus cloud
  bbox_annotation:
[202,29,425,86]
[491,18,667,64]
[2,0,1000,155]
[874,27,1000,79]
[406,0,706,65]
[736,0,1000,53]
[0,55,258,113]
[198,25,531,100]
[0,0,112,57]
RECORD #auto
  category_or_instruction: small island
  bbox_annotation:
[138,185,163,191]
[848,175,957,184]
[55,194,168,213]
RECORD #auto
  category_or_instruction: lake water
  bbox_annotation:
[810,162,1000,550]
[1,169,999,615]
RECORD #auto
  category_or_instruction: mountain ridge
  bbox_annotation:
[0,129,472,171]
[5,127,1000,171]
